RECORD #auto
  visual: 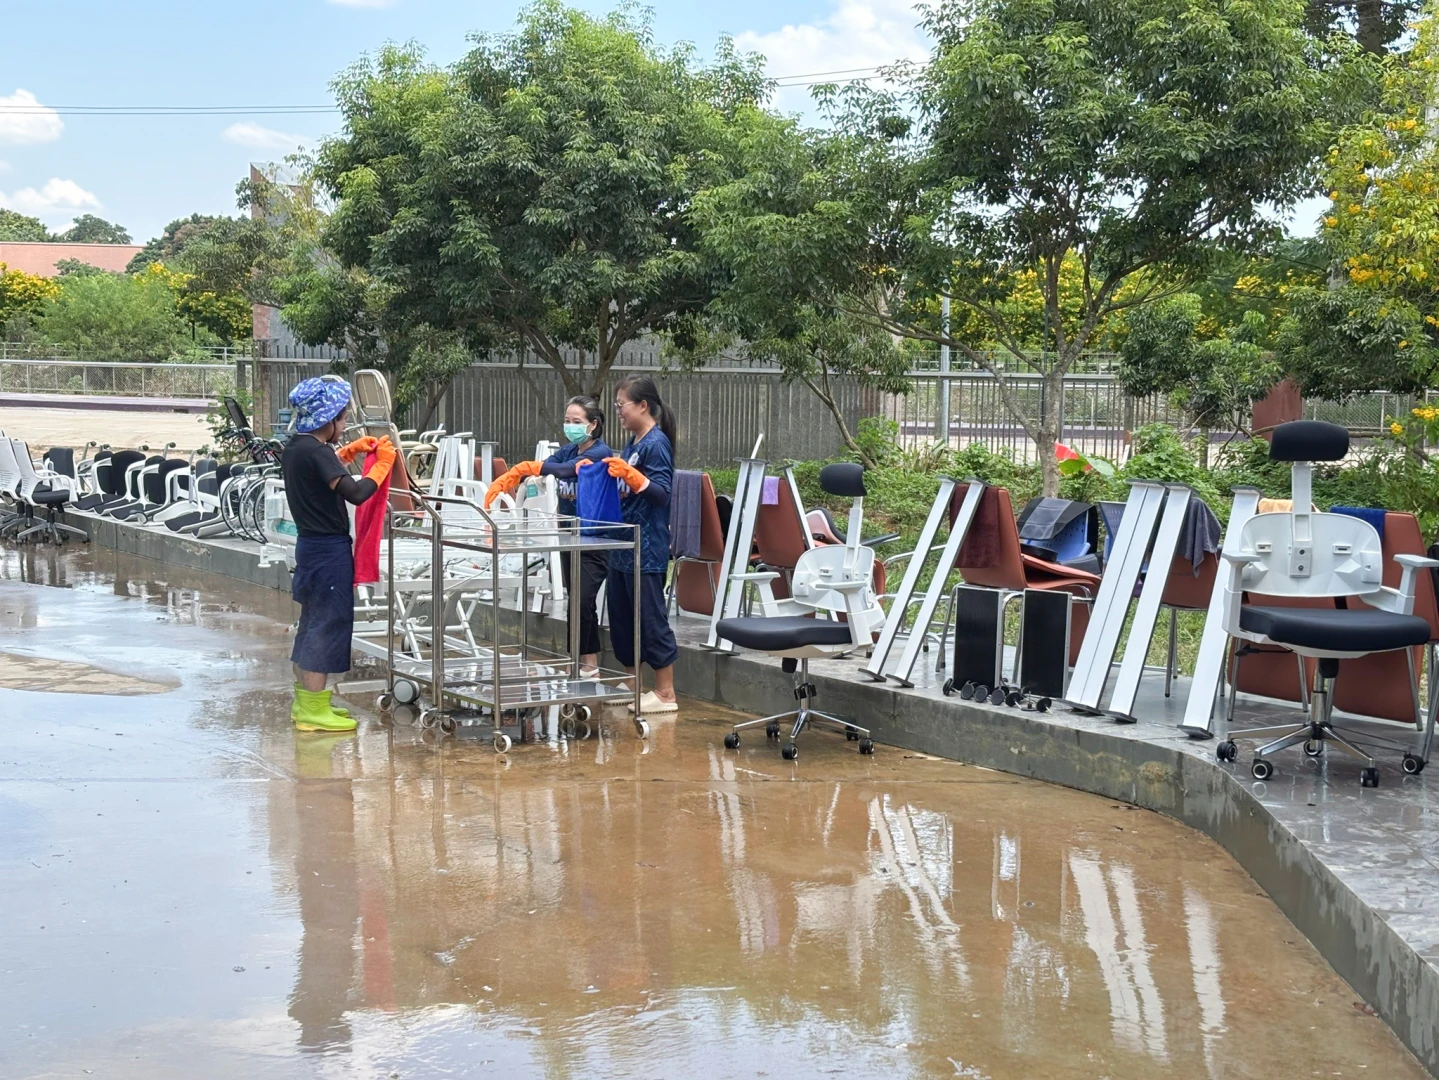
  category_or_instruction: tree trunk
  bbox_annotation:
[1040,368,1066,497]
[1354,0,1387,54]
[800,368,876,468]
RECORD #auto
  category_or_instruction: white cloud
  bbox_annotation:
[736,0,930,113]
[327,0,395,7]
[0,160,11,174]
[0,88,64,145]
[0,177,101,225]
[221,121,311,152]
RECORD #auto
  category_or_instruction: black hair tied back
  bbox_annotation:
[614,374,677,447]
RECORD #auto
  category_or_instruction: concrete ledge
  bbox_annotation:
[51,510,1439,1076]
[0,392,213,412]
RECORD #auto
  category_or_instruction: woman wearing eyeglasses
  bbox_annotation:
[590,374,678,715]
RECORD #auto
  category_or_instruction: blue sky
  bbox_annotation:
[0,0,930,244]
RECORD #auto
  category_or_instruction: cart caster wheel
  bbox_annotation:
[1361,766,1380,788]
[1402,753,1426,775]
[493,733,512,754]
[781,743,798,761]
[393,678,420,706]
[765,722,780,740]
[578,705,592,723]
[376,692,395,713]
[1251,758,1274,781]
[419,709,438,730]
[845,726,860,741]
[576,721,592,741]
[1303,739,1322,757]
[392,704,418,726]
[942,678,955,697]
[724,732,740,750]
[634,719,650,739]
[559,703,578,721]
[858,738,875,755]
[438,715,457,735]
[988,686,1007,705]
[959,681,978,700]
[559,719,576,739]
[1216,740,1237,763]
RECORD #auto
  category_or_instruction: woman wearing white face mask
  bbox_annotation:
[487,395,612,673]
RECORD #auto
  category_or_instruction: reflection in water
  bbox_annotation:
[1184,886,1227,1079]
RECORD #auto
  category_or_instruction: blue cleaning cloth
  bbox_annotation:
[576,461,623,537]
[289,377,352,433]
[1332,505,1387,541]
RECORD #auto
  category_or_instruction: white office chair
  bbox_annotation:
[9,439,86,544]
[718,463,887,760]
[1215,421,1438,787]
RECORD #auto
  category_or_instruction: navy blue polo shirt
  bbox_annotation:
[609,426,673,575]
[540,438,612,517]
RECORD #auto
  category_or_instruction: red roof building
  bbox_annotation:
[0,241,145,278]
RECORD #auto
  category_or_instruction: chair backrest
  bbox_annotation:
[44,447,76,478]
[1098,501,1126,563]
[106,450,146,495]
[791,542,879,618]
[953,483,1028,591]
[0,439,20,496]
[11,441,40,487]
[1233,511,1383,599]
[754,469,811,571]
[145,459,188,504]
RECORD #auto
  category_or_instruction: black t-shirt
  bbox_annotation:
[282,434,351,538]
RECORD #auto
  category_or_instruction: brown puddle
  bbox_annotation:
[0,548,1427,1079]
[0,650,175,694]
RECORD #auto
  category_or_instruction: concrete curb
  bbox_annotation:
[54,510,1439,1075]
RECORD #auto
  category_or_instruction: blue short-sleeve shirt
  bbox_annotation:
[609,426,673,575]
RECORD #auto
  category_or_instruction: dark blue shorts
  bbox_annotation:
[290,534,355,674]
[607,569,677,670]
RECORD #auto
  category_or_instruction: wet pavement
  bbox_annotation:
[0,546,1427,1079]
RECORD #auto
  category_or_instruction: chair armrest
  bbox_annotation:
[1393,554,1439,569]
[1220,551,1262,565]
[862,532,902,548]
[732,571,781,583]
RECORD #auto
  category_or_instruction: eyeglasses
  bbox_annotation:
[613,399,632,411]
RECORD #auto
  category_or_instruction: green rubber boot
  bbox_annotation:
[291,687,357,732]
[294,683,350,717]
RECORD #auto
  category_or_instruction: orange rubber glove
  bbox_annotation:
[336,436,378,465]
[606,456,649,492]
[364,437,397,486]
[574,456,600,471]
[484,461,542,507]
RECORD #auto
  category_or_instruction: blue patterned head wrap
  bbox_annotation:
[289,377,352,434]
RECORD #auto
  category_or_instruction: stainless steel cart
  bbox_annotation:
[366,489,646,751]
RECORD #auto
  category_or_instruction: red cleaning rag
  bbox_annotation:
[353,449,392,586]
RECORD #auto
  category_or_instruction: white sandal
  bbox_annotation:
[628,690,679,715]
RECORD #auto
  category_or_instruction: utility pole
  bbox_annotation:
[937,294,951,444]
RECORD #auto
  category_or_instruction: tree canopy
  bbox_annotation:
[0,209,49,242]
[299,0,774,396]
[53,214,131,245]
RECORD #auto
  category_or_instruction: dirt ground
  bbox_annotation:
[0,406,215,455]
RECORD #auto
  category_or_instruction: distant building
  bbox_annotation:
[0,240,145,278]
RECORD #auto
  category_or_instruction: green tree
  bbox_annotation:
[37,271,212,360]
[53,214,131,244]
[0,209,49,242]
[303,2,771,398]
[722,0,1356,494]
[127,214,222,273]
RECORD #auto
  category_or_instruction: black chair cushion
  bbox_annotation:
[1240,605,1430,652]
[31,487,69,506]
[717,615,854,651]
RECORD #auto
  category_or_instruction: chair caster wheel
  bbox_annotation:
[1402,753,1425,775]
[1216,740,1237,763]
[970,684,988,702]
[724,732,740,750]
[438,715,457,735]
[1251,758,1273,781]
[942,678,955,697]
[959,681,977,700]
[858,738,874,755]
[1303,739,1322,757]
[765,722,780,739]
[781,743,798,761]
[393,678,420,705]
[1035,697,1052,713]
[493,733,512,753]
[988,686,1007,705]
[376,692,395,713]
[845,726,859,741]
[1361,767,1380,788]
[634,719,650,739]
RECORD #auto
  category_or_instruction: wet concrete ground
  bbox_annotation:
[0,546,1426,1079]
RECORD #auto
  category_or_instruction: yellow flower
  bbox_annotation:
[1348,203,1363,215]
[1392,422,1406,435]
[1325,216,1339,228]
[1413,408,1425,417]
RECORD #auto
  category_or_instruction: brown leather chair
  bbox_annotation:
[951,482,1101,665]
[1332,511,1439,724]
[671,473,726,615]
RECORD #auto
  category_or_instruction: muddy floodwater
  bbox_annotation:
[0,547,1426,1079]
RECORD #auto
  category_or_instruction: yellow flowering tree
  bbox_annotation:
[0,264,60,327]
